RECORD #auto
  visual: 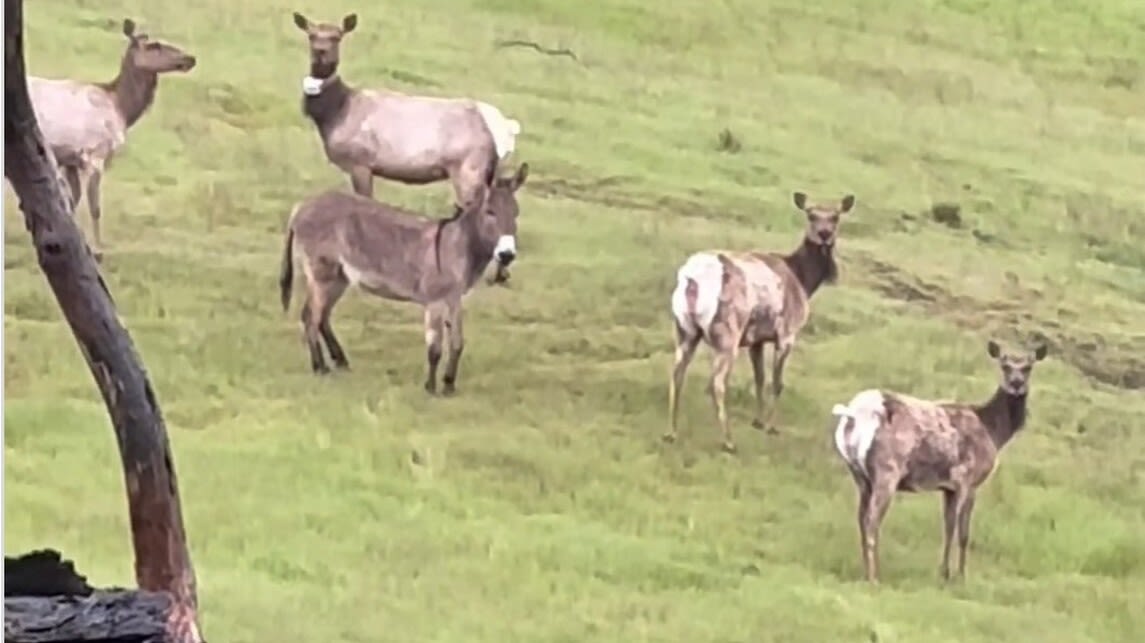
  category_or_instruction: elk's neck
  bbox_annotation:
[103,57,159,128]
[782,238,838,297]
[973,387,1028,448]
[302,72,352,138]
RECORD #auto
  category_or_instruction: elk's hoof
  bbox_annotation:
[721,441,738,454]
[751,418,766,430]
[92,250,104,263]
[661,432,677,444]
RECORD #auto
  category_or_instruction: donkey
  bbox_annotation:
[665,192,856,453]
[278,163,529,394]
[830,340,1049,584]
[26,18,196,260]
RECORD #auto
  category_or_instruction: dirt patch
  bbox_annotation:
[857,257,1145,391]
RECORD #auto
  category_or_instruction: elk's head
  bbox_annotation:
[793,191,855,248]
[987,340,1048,396]
[121,19,196,74]
[293,12,357,83]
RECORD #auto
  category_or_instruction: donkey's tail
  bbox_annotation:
[279,210,297,313]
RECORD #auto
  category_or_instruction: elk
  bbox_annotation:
[291,14,520,214]
[665,192,856,453]
[26,18,196,260]
[278,162,528,395]
[830,340,1049,584]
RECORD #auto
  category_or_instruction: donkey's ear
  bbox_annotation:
[342,13,358,33]
[292,12,310,31]
[510,162,529,191]
[987,340,1001,359]
[840,194,856,214]
[1033,343,1049,361]
[122,18,137,38]
[792,191,808,210]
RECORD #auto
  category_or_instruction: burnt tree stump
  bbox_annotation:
[5,2,203,641]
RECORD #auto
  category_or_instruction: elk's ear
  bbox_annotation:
[840,194,856,214]
[1033,343,1048,361]
[987,340,1001,359]
[510,162,529,191]
[122,18,137,38]
[292,12,310,31]
[792,191,808,211]
[342,13,358,33]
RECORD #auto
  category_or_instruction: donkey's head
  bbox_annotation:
[478,162,529,268]
[293,12,357,81]
[987,340,1048,396]
[792,192,855,247]
[120,19,196,74]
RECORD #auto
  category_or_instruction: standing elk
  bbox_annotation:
[291,11,521,283]
[25,18,197,261]
[278,162,529,395]
[830,340,1049,584]
[665,192,856,453]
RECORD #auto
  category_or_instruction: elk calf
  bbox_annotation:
[831,340,1049,584]
[666,192,856,453]
[27,18,196,260]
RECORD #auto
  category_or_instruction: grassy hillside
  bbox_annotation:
[5,0,1144,640]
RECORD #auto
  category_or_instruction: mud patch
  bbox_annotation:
[859,257,1145,390]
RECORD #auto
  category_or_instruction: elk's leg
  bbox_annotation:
[85,168,105,261]
[708,345,740,453]
[940,489,958,581]
[349,166,374,199]
[317,276,350,370]
[423,303,446,395]
[441,303,465,396]
[765,334,795,432]
[665,325,702,444]
[748,342,768,430]
[955,491,977,579]
[853,472,872,580]
[862,477,897,584]
[63,166,82,209]
[300,294,328,374]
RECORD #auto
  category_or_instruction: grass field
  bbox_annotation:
[5,0,1145,640]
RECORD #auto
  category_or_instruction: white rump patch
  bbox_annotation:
[831,389,886,479]
[670,252,724,337]
[475,101,521,161]
[302,76,324,96]
[493,235,517,258]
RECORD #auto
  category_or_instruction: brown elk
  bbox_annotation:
[665,192,856,453]
[830,340,1049,584]
[278,163,529,394]
[290,13,520,208]
[25,18,196,260]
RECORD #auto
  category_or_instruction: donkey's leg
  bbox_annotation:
[299,293,328,374]
[422,302,447,394]
[748,341,768,430]
[665,324,702,444]
[441,302,465,396]
[955,490,977,579]
[84,167,105,261]
[317,276,350,370]
[349,166,374,199]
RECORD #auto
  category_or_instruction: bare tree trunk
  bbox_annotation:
[4,3,203,642]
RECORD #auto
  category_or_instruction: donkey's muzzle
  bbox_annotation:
[496,250,516,267]
[494,235,517,266]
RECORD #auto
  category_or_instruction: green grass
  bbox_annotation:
[5,0,1145,640]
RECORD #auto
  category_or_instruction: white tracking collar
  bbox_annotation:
[302,76,324,96]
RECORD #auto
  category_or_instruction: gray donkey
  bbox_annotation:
[291,11,522,284]
[279,163,529,395]
[666,192,856,452]
[831,340,1049,584]
[27,18,196,260]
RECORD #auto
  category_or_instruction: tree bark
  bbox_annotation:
[4,3,202,642]
[5,591,171,643]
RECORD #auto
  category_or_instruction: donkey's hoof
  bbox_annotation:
[441,381,457,396]
[424,381,437,395]
[661,432,677,444]
[721,441,738,454]
[751,418,766,430]
[312,365,331,376]
[333,360,351,371]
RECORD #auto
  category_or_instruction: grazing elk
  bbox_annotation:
[665,192,856,453]
[278,162,529,394]
[26,18,196,260]
[830,340,1049,584]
